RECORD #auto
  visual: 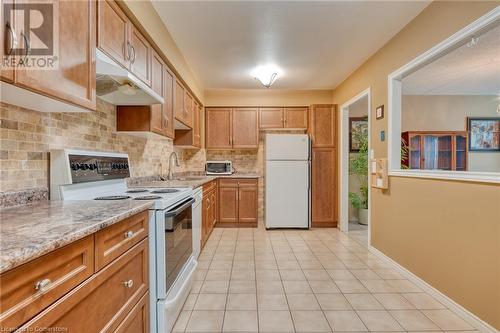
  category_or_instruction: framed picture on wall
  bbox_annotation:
[467,117,500,151]
[349,117,368,152]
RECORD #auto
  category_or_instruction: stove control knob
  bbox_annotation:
[70,163,78,171]
[124,163,129,169]
[81,163,89,170]
[88,163,96,170]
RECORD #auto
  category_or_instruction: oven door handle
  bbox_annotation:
[164,198,195,218]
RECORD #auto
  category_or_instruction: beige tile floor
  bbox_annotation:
[173,226,477,333]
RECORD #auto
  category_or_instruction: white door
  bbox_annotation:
[266,134,310,160]
[266,160,310,228]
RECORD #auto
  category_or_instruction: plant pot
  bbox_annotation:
[358,208,368,225]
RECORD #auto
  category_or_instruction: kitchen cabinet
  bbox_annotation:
[217,178,258,227]
[174,79,192,128]
[206,108,232,149]
[174,101,202,149]
[232,108,259,148]
[284,107,308,129]
[259,107,308,129]
[201,180,217,249]
[97,0,152,87]
[311,148,337,227]
[205,108,259,149]
[0,0,14,82]
[402,131,468,171]
[1,0,96,111]
[0,210,150,333]
[259,108,284,129]
[309,104,338,227]
[129,25,152,87]
[309,105,336,147]
[116,53,174,138]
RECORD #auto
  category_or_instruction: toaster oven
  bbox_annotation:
[206,161,233,175]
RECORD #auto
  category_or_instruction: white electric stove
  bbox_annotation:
[50,149,199,333]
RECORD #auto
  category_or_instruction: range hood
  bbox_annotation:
[96,49,164,105]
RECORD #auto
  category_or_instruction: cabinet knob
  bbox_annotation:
[123,279,134,288]
[124,230,134,239]
[35,278,51,291]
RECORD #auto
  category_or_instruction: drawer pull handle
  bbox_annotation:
[124,230,134,239]
[35,278,51,291]
[123,279,134,288]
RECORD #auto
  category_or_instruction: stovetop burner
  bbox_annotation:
[126,189,149,193]
[134,195,162,200]
[151,189,180,194]
[94,195,131,200]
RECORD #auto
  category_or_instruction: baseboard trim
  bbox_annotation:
[368,245,498,333]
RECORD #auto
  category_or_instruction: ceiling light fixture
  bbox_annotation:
[252,65,281,88]
[466,36,479,48]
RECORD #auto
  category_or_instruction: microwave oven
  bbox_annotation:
[206,161,233,175]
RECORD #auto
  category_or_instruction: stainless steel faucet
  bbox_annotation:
[167,151,180,180]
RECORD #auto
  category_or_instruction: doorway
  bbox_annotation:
[339,88,371,245]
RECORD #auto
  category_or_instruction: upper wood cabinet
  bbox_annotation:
[205,108,232,149]
[309,105,337,147]
[97,0,151,87]
[284,107,308,129]
[174,101,202,149]
[232,108,259,149]
[259,107,308,129]
[116,53,174,139]
[206,108,258,150]
[129,25,152,87]
[97,0,129,68]
[184,92,194,127]
[259,108,283,129]
[1,0,96,111]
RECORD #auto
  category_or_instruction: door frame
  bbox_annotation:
[339,87,371,244]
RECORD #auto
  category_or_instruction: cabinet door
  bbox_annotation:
[232,108,259,149]
[210,190,217,227]
[193,102,201,148]
[201,195,210,246]
[0,0,14,82]
[163,68,175,138]
[218,187,238,223]
[284,107,308,129]
[455,134,467,171]
[97,0,129,68]
[206,108,232,149]
[238,187,258,223]
[184,92,194,128]
[150,52,164,136]
[129,25,151,87]
[259,108,283,129]
[174,79,185,124]
[310,105,336,147]
[15,0,96,110]
[311,148,337,227]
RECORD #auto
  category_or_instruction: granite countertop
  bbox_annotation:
[0,200,153,274]
[135,173,261,189]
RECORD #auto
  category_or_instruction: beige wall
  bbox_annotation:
[402,95,500,172]
[121,0,204,102]
[205,89,333,106]
[331,2,500,329]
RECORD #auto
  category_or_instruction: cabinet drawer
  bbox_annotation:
[218,178,258,188]
[17,239,149,333]
[202,180,217,193]
[113,292,149,333]
[0,236,94,331]
[95,210,148,271]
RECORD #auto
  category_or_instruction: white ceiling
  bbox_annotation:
[152,1,430,90]
[403,23,500,95]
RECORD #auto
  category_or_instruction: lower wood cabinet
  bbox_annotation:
[0,211,150,333]
[217,178,258,227]
[201,180,217,248]
[311,148,337,227]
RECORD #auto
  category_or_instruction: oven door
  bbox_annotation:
[157,197,194,298]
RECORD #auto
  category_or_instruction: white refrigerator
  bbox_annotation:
[265,134,311,229]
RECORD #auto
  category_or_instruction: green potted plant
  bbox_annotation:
[349,126,369,225]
